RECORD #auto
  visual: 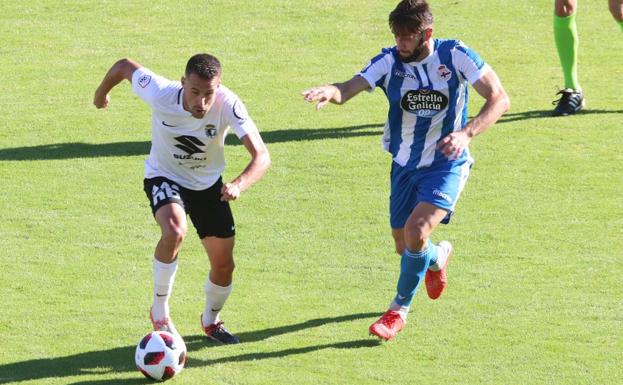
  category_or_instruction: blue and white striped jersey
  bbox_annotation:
[359,39,489,170]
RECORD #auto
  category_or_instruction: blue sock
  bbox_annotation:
[393,245,438,308]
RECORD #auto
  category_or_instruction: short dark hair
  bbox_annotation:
[185,53,222,79]
[389,0,434,34]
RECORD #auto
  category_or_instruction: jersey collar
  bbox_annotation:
[176,87,192,116]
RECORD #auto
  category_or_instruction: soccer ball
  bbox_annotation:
[135,331,187,381]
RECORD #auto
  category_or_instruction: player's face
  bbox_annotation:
[181,73,221,119]
[393,27,431,62]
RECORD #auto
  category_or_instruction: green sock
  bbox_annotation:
[553,13,580,90]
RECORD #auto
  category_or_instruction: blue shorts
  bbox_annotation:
[389,158,473,229]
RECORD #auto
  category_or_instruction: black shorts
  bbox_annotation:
[143,176,235,239]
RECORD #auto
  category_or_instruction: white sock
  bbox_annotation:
[152,258,178,321]
[429,244,447,272]
[202,277,232,326]
[389,300,409,320]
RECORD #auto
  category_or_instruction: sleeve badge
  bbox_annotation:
[138,74,152,88]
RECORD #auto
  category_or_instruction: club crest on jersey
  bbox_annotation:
[205,124,217,138]
[400,89,449,117]
[437,65,452,81]
[138,74,151,88]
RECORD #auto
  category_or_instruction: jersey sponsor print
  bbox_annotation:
[359,39,488,170]
[131,67,259,190]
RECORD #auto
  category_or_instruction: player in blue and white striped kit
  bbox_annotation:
[302,0,510,341]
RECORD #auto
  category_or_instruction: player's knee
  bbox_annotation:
[161,223,187,245]
[212,260,235,276]
[555,0,577,17]
[403,225,429,251]
[610,5,623,22]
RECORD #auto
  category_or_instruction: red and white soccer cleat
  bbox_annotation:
[425,240,453,300]
[149,307,182,342]
[201,314,240,344]
[368,310,405,341]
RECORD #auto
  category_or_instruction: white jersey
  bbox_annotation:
[131,67,258,190]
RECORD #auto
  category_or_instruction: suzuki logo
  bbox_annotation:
[174,135,205,155]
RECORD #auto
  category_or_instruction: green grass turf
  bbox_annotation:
[0,1,621,384]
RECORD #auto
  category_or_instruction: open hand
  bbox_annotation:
[301,85,338,110]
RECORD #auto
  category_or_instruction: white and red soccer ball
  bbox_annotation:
[135,331,186,381]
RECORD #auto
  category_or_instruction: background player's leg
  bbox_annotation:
[609,0,623,31]
[554,0,580,91]
[552,0,584,115]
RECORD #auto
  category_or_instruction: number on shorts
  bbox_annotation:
[151,181,181,206]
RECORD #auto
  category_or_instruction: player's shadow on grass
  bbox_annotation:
[206,311,380,344]
[0,312,380,384]
[495,108,621,124]
[2,108,622,161]
[0,124,383,161]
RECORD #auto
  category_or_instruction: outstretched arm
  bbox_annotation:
[220,131,271,201]
[93,58,142,109]
[437,69,510,159]
[301,75,370,110]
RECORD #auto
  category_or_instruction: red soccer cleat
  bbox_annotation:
[368,310,405,341]
[425,241,453,300]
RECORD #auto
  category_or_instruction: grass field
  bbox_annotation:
[1,1,622,384]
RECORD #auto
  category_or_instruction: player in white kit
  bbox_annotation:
[94,54,270,344]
